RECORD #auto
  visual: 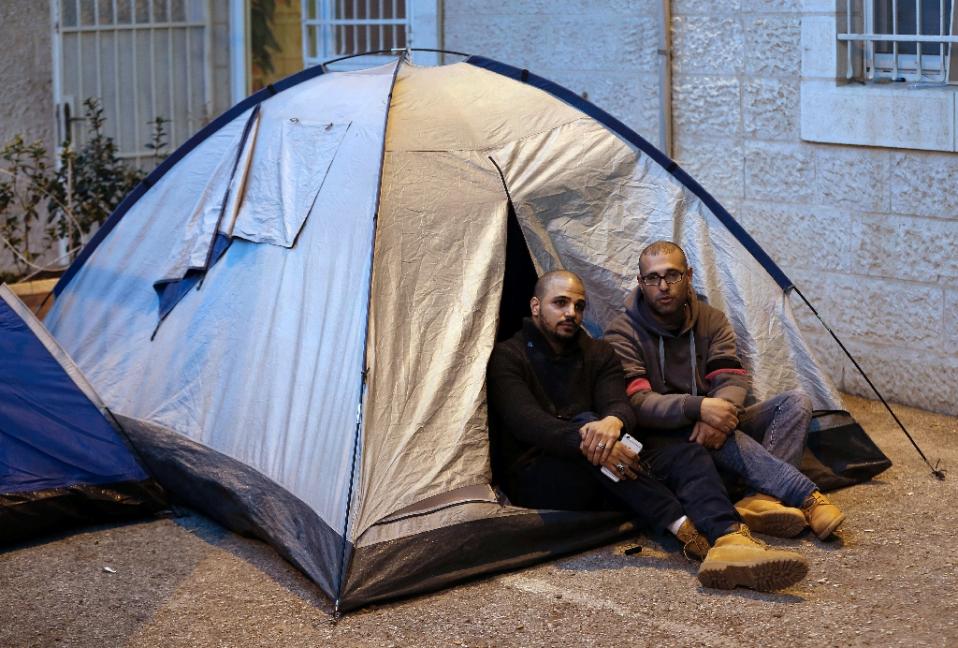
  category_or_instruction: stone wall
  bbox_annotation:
[442,0,663,145]
[670,0,958,416]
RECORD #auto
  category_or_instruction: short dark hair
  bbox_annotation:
[639,240,688,272]
[533,270,584,300]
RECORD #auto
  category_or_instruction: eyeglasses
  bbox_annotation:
[639,270,685,287]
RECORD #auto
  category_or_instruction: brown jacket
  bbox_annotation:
[603,288,750,430]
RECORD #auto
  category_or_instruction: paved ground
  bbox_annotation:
[1,394,956,647]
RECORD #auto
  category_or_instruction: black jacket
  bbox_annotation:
[486,318,636,481]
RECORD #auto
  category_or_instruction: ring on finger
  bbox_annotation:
[616,463,626,474]
[596,442,606,450]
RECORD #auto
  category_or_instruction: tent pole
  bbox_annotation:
[791,286,945,480]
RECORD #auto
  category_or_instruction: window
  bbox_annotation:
[801,1,958,151]
[301,0,410,70]
[838,0,958,84]
[53,0,213,162]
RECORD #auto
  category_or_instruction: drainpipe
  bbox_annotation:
[657,0,674,158]
[437,0,445,65]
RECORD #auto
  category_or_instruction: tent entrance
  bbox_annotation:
[496,201,538,343]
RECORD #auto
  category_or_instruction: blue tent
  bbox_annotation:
[0,285,165,544]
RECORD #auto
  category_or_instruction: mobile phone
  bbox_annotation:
[600,434,643,482]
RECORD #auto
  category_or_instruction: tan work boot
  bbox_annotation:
[697,524,809,592]
[734,493,808,538]
[801,490,846,540]
[674,519,711,561]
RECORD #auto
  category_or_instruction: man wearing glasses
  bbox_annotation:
[604,241,846,543]
[487,270,810,592]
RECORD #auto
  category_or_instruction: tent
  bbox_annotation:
[42,55,879,610]
[0,285,164,544]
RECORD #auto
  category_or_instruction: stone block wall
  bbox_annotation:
[670,0,958,415]
[442,0,663,145]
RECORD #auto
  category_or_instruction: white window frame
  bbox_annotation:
[837,0,958,84]
[51,0,214,163]
[801,0,958,151]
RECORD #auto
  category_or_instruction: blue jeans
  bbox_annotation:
[710,390,816,507]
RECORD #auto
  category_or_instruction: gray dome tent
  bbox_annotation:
[44,55,879,610]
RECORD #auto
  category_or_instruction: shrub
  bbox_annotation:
[0,98,167,283]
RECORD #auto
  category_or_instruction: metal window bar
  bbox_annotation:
[55,0,212,164]
[915,0,928,79]
[301,0,409,68]
[839,0,958,83]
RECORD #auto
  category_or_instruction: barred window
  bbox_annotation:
[838,0,958,84]
[302,0,409,69]
[54,0,213,162]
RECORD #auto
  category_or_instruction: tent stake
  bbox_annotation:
[792,286,945,480]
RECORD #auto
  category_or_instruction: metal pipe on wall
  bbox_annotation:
[657,0,674,157]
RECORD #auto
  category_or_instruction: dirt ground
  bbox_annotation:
[1,394,956,648]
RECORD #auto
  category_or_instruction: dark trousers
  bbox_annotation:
[506,440,739,544]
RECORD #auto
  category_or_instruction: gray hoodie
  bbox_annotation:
[603,287,750,429]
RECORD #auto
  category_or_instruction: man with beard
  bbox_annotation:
[603,241,845,541]
[486,269,809,591]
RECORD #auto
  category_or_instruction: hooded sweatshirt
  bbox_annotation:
[603,287,749,430]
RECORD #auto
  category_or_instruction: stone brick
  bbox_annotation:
[674,134,745,201]
[815,147,889,212]
[445,12,659,74]
[743,77,799,140]
[541,69,661,143]
[673,0,741,14]
[744,142,815,202]
[444,0,650,15]
[946,290,958,349]
[736,203,860,275]
[799,330,958,416]
[890,152,958,218]
[801,15,839,79]
[741,0,802,12]
[672,16,744,74]
[802,0,838,11]
[858,215,958,284]
[673,75,741,136]
[745,16,801,77]
[788,269,944,348]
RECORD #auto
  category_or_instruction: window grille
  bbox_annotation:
[301,0,409,69]
[837,0,958,83]
[53,0,213,163]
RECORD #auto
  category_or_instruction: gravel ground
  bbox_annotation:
[1,394,956,648]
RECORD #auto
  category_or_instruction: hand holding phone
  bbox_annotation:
[601,434,643,482]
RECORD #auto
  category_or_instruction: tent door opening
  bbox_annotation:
[496,201,538,343]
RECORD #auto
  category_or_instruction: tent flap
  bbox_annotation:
[232,119,350,247]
